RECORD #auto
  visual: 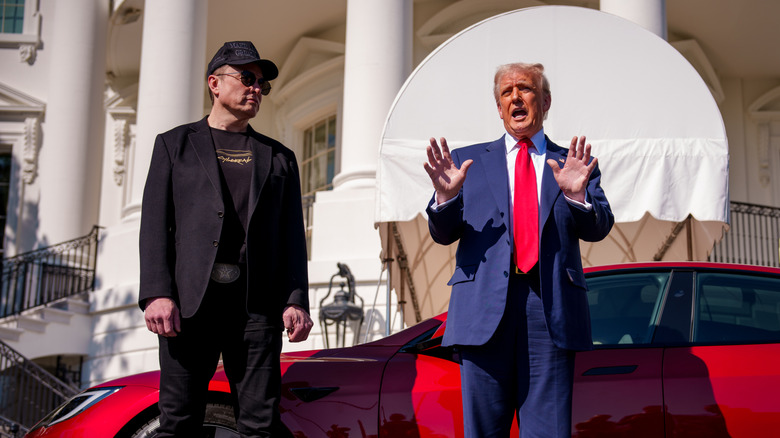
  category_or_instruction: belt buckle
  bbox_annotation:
[211,263,240,283]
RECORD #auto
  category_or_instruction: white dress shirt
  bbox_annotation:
[431,129,592,214]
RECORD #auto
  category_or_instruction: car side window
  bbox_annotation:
[586,272,670,346]
[694,273,780,344]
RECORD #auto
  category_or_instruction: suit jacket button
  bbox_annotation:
[504,271,509,277]
[218,211,224,218]
[213,240,219,247]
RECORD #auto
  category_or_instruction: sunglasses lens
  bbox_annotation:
[236,71,271,95]
[239,71,257,87]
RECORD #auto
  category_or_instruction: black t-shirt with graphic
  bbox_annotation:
[210,128,253,264]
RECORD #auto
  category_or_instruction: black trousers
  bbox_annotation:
[156,270,291,438]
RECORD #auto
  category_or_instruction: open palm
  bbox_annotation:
[546,136,596,204]
[423,137,473,205]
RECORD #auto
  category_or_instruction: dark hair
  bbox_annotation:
[207,64,231,105]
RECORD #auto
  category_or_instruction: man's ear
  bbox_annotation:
[207,75,220,97]
[543,93,552,113]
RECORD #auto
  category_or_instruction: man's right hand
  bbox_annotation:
[423,137,473,205]
[144,297,181,337]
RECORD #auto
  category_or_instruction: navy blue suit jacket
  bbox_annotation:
[427,136,613,351]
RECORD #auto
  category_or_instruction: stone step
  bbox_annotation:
[17,315,48,333]
[0,324,23,342]
[65,298,90,314]
[38,307,74,324]
[1,303,84,342]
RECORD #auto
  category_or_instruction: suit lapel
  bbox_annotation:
[189,118,224,201]
[247,129,272,221]
[540,137,565,229]
[481,138,510,230]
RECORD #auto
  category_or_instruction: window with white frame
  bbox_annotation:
[300,115,337,258]
[0,0,24,34]
[0,149,10,257]
[301,115,336,197]
[0,0,40,65]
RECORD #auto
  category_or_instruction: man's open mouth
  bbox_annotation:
[512,107,527,118]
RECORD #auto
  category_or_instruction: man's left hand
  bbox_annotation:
[547,135,597,204]
[283,305,314,342]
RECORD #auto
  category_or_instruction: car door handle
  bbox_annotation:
[582,365,638,376]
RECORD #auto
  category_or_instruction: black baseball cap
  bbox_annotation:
[206,41,279,80]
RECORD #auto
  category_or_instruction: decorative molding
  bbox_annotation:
[0,1,42,65]
[270,37,345,106]
[0,82,46,113]
[758,122,770,187]
[749,86,780,189]
[0,82,45,185]
[22,117,39,184]
[269,36,344,155]
[417,0,544,49]
[109,116,136,186]
[19,43,37,64]
[748,85,780,121]
[105,83,138,187]
[670,39,725,104]
[107,112,136,187]
[113,118,129,185]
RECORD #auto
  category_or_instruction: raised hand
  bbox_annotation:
[423,137,473,205]
[546,136,597,204]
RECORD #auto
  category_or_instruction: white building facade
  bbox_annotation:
[0,0,779,388]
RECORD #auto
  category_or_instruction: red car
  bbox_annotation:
[25,263,780,437]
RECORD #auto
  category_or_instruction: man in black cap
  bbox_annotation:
[139,41,312,437]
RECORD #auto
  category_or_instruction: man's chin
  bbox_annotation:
[240,106,260,118]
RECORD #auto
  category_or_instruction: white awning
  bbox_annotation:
[375,6,729,326]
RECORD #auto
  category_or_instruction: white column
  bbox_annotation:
[37,0,108,245]
[601,0,667,40]
[334,0,412,190]
[125,0,207,217]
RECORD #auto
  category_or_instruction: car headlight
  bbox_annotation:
[35,387,122,427]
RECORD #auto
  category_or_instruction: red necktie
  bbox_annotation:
[513,139,538,273]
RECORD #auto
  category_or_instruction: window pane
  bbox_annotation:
[586,271,670,345]
[695,273,780,344]
[301,115,336,197]
[0,153,10,183]
[314,121,326,153]
[0,152,10,257]
[1,0,24,34]
[300,115,337,260]
[327,117,336,183]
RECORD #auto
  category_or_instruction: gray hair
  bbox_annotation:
[492,62,551,103]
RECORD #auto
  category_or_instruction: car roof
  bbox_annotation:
[585,261,780,276]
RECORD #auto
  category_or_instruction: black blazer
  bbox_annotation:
[139,117,309,323]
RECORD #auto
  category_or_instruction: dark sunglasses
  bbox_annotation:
[216,71,272,95]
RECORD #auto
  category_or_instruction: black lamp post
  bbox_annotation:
[319,263,364,348]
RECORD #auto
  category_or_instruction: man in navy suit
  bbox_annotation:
[424,62,613,437]
[140,41,313,437]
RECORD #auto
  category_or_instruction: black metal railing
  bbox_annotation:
[0,414,26,438]
[0,226,100,318]
[710,201,780,267]
[0,339,79,434]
